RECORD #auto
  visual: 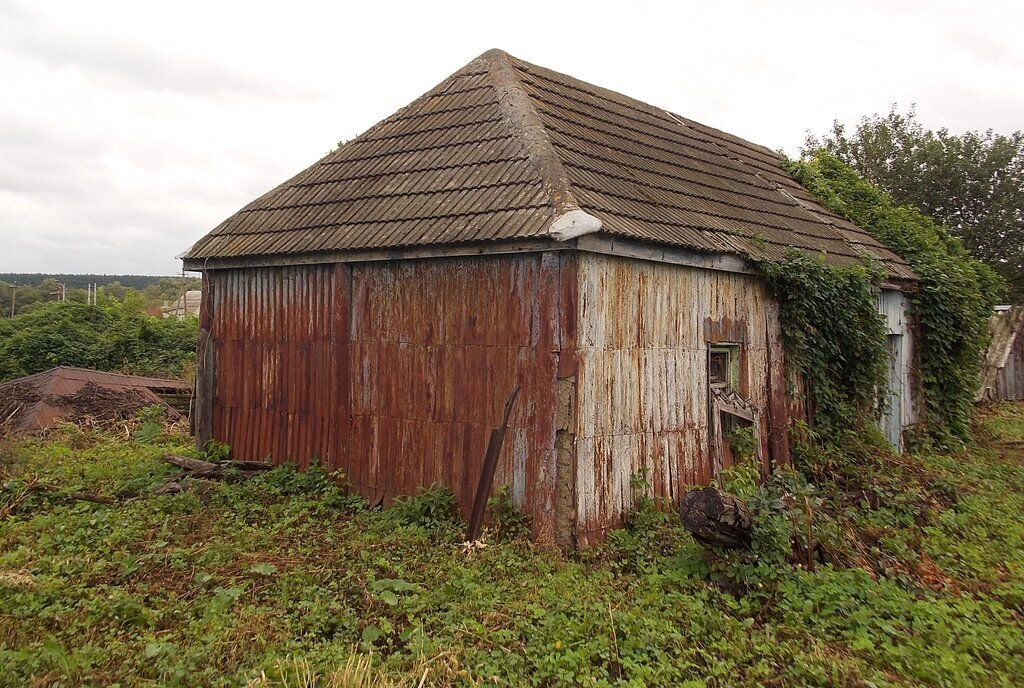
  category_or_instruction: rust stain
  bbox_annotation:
[205,254,562,541]
[571,253,789,544]
[201,248,797,547]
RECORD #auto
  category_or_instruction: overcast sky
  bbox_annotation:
[1,0,1021,276]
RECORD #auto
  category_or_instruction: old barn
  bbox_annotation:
[183,50,918,545]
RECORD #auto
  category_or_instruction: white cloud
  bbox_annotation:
[0,0,1021,274]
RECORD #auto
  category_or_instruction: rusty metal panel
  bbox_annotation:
[0,366,192,396]
[0,366,188,434]
[209,264,346,469]
[877,289,918,450]
[996,331,1024,400]
[205,253,564,540]
[571,253,786,545]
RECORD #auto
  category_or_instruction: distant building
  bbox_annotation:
[978,305,1024,402]
[163,290,201,320]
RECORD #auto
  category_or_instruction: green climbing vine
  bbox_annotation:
[782,151,1003,445]
[757,251,889,436]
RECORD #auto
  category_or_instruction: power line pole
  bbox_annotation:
[9,284,16,317]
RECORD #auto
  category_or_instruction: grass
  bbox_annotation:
[1,405,1023,687]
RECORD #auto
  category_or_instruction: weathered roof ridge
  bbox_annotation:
[498,52,913,279]
[479,49,602,241]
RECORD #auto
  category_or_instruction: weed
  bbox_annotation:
[1,406,1023,686]
[389,483,461,532]
[486,486,531,541]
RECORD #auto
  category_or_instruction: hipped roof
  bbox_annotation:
[184,49,914,280]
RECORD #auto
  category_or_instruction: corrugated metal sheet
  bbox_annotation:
[995,333,1024,400]
[0,366,190,396]
[205,255,565,539]
[980,305,1024,402]
[877,289,918,450]
[0,366,188,434]
[571,253,789,545]
[184,49,914,283]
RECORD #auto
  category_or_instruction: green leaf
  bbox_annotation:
[361,624,382,644]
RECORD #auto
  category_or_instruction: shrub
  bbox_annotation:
[786,151,1003,444]
[389,484,461,532]
[486,486,532,541]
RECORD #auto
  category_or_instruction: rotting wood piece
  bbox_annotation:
[18,482,117,506]
[680,487,752,549]
[161,454,273,480]
[465,387,520,542]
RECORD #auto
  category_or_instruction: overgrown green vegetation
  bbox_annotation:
[2,405,1023,686]
[782,151,1003,445]
[806,107,1024,298]
[0,300,197,383]
[758,252,889,435]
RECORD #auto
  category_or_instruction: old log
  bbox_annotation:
[162,453,225,478]
[680,487,753,549]
[161,454,273,480]
[22,482,116,505]
[64,491,116,505]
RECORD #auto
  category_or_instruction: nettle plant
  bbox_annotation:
[769,152,1002,446]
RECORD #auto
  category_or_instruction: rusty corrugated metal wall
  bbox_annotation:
[570,253,789,545]
[204,254,567,540]
[200,250,800,546]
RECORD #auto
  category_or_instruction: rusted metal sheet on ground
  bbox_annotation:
[204,254,564,541]
[0,366,190,435]
[571,253,787,545]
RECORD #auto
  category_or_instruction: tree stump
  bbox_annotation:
[680,487,753,549]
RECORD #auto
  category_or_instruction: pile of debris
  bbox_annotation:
[0,367,189,435]
[154,454,274,497]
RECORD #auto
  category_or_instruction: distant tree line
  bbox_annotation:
[0,273,186,290]
[0,276,201,317]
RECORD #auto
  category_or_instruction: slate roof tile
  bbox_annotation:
[185,50,913,280]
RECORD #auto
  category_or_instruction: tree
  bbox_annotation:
[805,106,1023,299]
[101,281,128,301]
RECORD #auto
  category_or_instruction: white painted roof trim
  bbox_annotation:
[549,209,602,241]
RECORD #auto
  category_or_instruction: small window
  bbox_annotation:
[708,344,740,390]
